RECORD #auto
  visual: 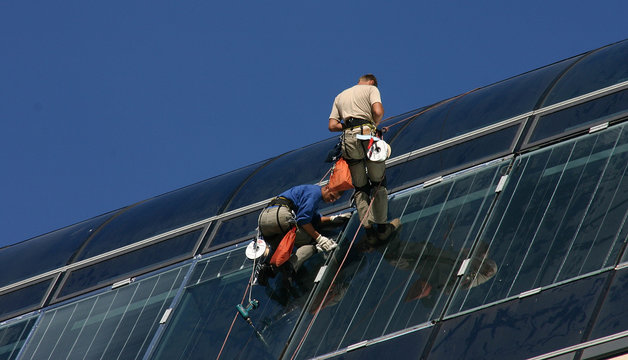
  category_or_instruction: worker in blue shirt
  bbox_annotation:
[257,184,350,285]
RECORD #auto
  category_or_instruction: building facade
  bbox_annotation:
[1,39,628,360]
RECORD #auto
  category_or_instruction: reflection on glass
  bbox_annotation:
[542,39,628,106]
[76,163,261,260]
[206,210,262,251]
[589,268,628,340]
[432,274,605,360]
[0,279,52,321]
[18,265,189,360]
[152,245,331,360]
[0,212,114,288]
[387,125,518,191]
[529,88,628,144]
[225,138,341,211]
[449,123,628,314]
[441,58,576,139]
[57,229,202,300]
[287,164,504,359]
[0,316,37,360]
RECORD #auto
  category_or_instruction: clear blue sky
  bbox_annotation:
[1,1,626,247]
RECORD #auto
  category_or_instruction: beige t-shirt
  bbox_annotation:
[329,84,382,124]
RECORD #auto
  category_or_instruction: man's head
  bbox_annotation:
[321,185,343,203]
[358,74,378,87]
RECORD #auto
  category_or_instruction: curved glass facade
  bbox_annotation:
[2,39,628,360]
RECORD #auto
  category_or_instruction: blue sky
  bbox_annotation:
[1,1,627,247]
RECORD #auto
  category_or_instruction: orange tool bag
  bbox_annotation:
[269,227,297,267]
[328,157,354,192]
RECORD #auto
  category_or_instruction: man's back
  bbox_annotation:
[331,84,381,124]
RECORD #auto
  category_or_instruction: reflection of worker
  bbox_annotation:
[370,237,497,301]
[328,74,399,243]
[257,184,349,285]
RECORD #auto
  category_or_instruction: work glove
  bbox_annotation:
[315,234,338,252]
[329,212,352,225]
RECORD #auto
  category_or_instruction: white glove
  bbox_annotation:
[316,234,338,252]
[329,212,352,225]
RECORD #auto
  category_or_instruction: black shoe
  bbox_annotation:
[257,263,275,286]
[376,218,402,241]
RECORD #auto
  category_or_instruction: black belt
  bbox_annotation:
[267,196,296,211]
[343,117,374,130]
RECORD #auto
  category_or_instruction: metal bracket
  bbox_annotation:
[160,308,173,324]
[495,175,508,193]
[346,340,368,352]
[314,266,328,283]
[112,278,133,289]
[589,122,609,133]
[424,176,443,188]
[518,287,542,298]
[457,259,471,277]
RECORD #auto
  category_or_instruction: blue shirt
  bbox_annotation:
[278,185,322,225]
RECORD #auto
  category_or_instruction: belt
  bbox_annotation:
[343,117,375,131]
[267,196,296,211]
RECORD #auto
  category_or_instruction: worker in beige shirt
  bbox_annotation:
[328,74,400,244]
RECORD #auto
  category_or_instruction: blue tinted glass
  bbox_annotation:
[325,326,432,359]
[19,265,189,360]
[589,268,628,340]
[205,210,262,251]
[379,106,430,143]
[0,279,51,321]
[152,246,331,360]
[431,274,605,360]
[388,100,456,155]
[57,229,201,300]
[441,58,576,139]
[0,317,37,360]
[542,40,628,106]
[76,163,261,260]
[284,164,503,359]
[387,125,518,191]
[0,212,113,288]
[226,138,341,210]
[529,88,628,144]
[448,124,628,313]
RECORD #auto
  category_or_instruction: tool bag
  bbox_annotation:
[270,227,297,266]
[329,157,354,192]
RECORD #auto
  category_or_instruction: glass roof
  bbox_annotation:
[225,137,341,211]
[0,212,114,288]
[74,162,262,261]
[541,39,628,107]
[391,57,578,156]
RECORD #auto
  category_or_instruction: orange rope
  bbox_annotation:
[290,193,377,359]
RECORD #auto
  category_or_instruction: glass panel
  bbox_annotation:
[0,316,37,360]
[76,163,262,260]
[390,58,576,157]
[431,274,605,360]
[448,123,628,314]
[589,268,628,340]
[152,244,332,360]
[205,210,262,251]
[0,279,52,321]
[529,88,628,144]
[57,229,202,300]
[19,264,189,360]
[0,213,113,288]
[542,40,628,106]
[441,58,576,139]
[225,138,342,211]
[324,326,432,359]
[387,125,518,191]
[285,163,504,359]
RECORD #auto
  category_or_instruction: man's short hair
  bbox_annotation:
[359,74,378,87]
